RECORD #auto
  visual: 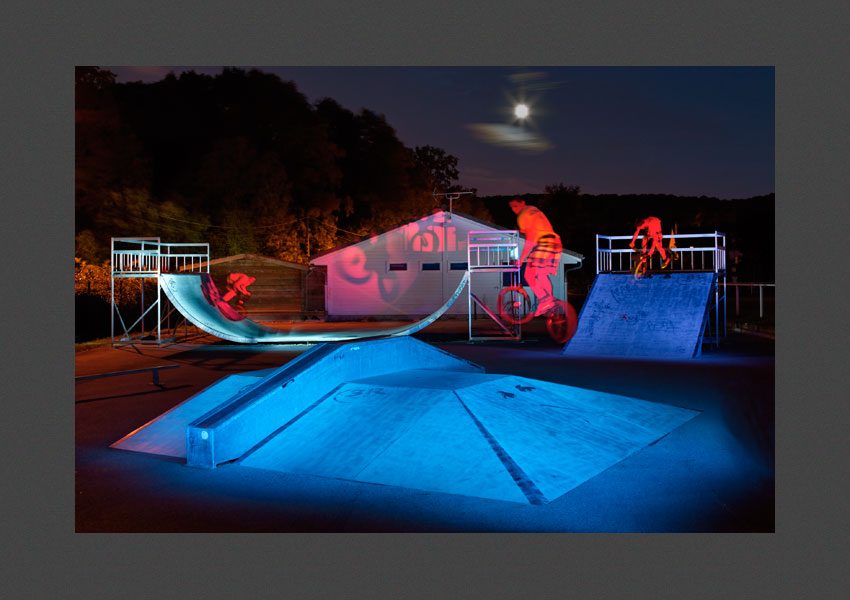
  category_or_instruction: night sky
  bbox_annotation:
[107,66,774,199]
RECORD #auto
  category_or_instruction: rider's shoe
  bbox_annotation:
[534,297,556,317]
[661,256,671,269]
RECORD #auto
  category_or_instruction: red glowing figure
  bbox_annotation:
[199,274,246,321]
[630,216,671,269]
[509,197,562,316]
[222,273,256,305]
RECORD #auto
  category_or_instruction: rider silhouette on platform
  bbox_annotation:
[630,215,671,269]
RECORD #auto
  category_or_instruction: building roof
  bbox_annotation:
[201,253,309,271]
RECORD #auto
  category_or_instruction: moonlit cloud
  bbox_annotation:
[508,70,564,92]
[508,71,548,83]
[467,123,552,152]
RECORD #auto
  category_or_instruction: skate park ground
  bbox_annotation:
[75,318,774,532]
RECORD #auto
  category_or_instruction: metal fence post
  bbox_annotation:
[736,285,740,316]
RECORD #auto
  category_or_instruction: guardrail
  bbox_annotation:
[595,231,726,274]
[726,282,775,319]
[467,230,520,270]
[726,282,775,340]
[111,238,210,275]
[74,364,180,386]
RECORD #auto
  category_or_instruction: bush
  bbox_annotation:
[75,258,144,305]
[75,258,157,341]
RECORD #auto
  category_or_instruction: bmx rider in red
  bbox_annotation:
[629,215,671,268]
[222,272,256,305]
[508,197,563,316]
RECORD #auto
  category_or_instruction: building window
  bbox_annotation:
[388,262,408,271]
[449,262,468,270]
[421,262,441,271]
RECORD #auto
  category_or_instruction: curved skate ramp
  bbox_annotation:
[563,272,717,359]
[159,272,469,344]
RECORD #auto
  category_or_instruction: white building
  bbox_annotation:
[310,210,584,319]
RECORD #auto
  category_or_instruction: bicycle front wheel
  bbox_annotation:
[633,256,648,279]
[497,286,534,325]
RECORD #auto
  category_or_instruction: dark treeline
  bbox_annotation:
[76,66,488,264]
[76,66,774,286]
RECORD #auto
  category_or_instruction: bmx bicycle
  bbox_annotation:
[631,245,679,279]
[496,285,578,344]
[632,224,680,279]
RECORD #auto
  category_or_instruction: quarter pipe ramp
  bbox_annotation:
[159,271,469,344]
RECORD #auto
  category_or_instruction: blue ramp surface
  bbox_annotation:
[239,369,698,504]
[111,337,483,467]
[110,370,272,458]
[563,273,716,359]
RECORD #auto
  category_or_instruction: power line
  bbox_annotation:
[160,213,309,230]
[88,205,374,244]
[306,215,368,239]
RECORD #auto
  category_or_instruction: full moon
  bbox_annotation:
[514,103,529,119]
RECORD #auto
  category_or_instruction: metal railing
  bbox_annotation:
[595,231,726,275]
[467,230,520,270]
[726,282,775,338]
[727,282,775,319]
[111,238,210,276]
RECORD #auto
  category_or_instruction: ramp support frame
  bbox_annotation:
[110,237,210,346]
[466,230,523,341]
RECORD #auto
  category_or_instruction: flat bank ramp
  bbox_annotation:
[563,272,716,359]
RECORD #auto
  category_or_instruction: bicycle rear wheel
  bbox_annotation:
[545,300,578,344]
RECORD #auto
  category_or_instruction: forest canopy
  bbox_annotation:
[75,66,485,266]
